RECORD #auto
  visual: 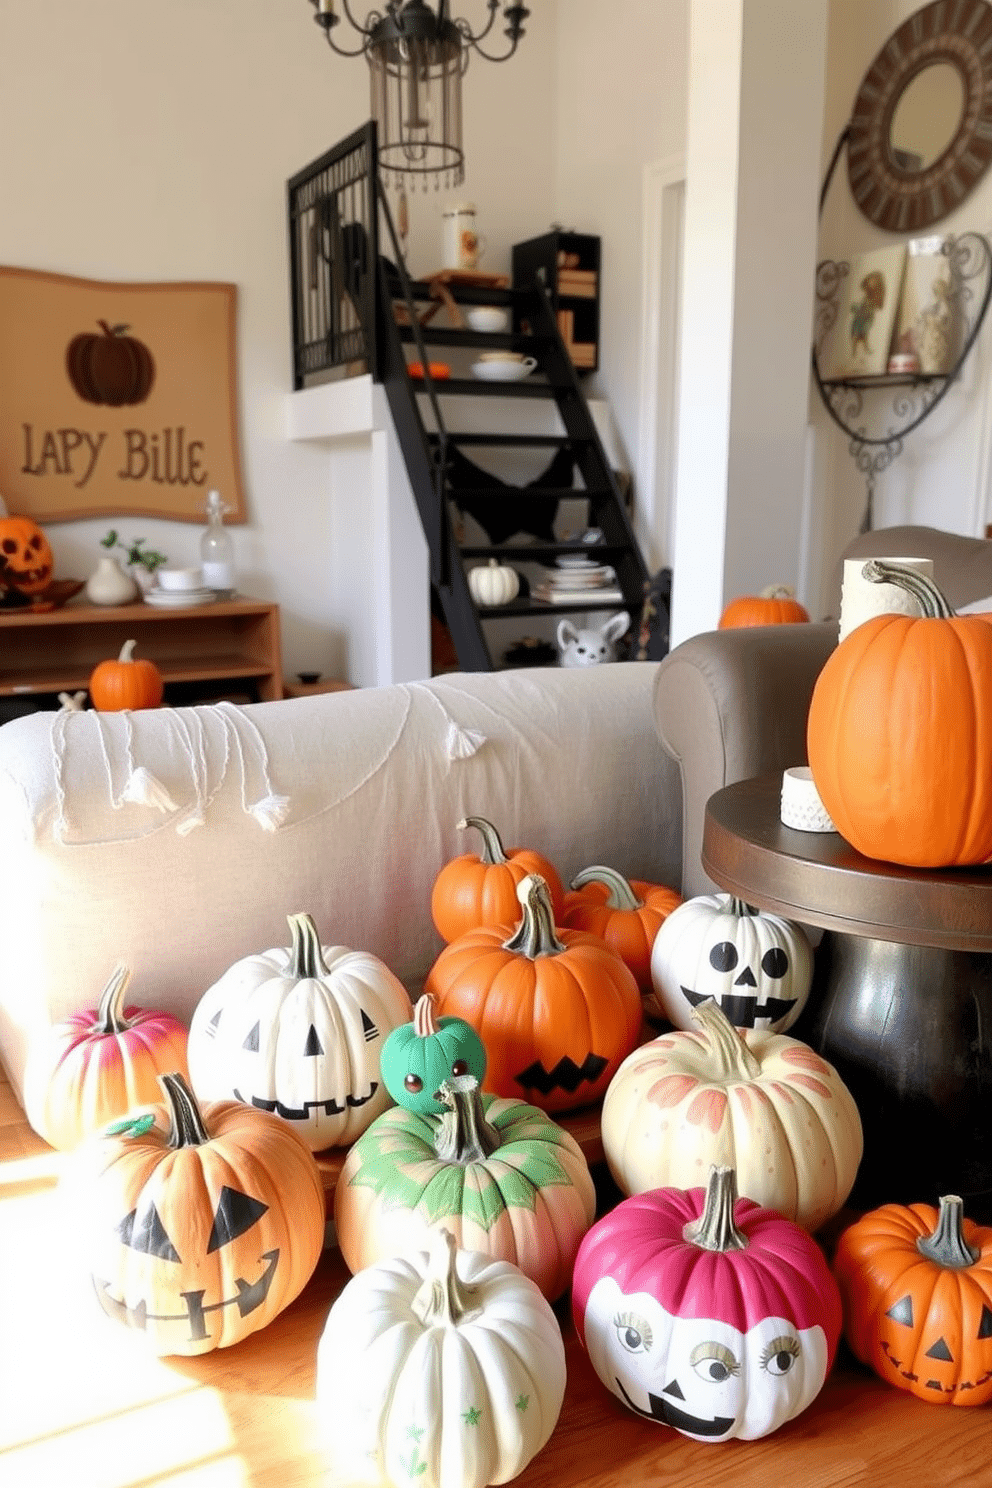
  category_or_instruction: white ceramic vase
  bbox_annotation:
[85,556,139,606]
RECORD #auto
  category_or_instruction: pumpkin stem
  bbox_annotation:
[287,912,330,980]
[457,815,509,866]
[570,864,643,911]
[502,874,567,957]
[117,639,138,664]
[759,584,795,600]
[94,963,133,1034]
[862,560,955,619]
[916,1194,979,1268]
[684,1165,748,1252]
[434,1074,502,1162]
[690,999,762,1079]
[160,1071,211,1148]
[410,1227,479,1327]
[413,992,440,1038]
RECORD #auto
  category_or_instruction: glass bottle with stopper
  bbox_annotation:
[200,489,235,597]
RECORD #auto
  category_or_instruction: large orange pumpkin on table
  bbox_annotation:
[425,872,642,1113]
[89,638,164,711]
[430,814,565,942]
[719,584,809,629]
[807,560,992,867]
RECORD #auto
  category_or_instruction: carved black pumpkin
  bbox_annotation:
[66,319,156,406]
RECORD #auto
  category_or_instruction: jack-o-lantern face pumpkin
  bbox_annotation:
[648,893,812,1033]
[833,1195,992,1405]
[0,515,53,596]
[64,1073,325,1356]
[572,1167,842,1442]
[187,912,412,1150]
[380,993,487,1115]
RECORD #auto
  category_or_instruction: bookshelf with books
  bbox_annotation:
[512,231,600,374]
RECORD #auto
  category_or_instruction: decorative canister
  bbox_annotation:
[442,203,485,271]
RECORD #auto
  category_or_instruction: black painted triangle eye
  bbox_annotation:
[886,1295,914,1327]
[979,1305,992,1340]
[207,1185,269,1253]
[304,1024,324,1056]
[925,1336,953,1361]
[118,1203,181,1262]
[361,1009,378,1042]
[243,1021,260,1052]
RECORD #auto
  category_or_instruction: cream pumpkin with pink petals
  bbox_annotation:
[600,1000,863,1231]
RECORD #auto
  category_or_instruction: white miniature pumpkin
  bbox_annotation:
[468,558,519,607]
[601,1000,863,1231]
[648,892,812,1033]
[316,1228,566,1488]
[187,911,412,1152]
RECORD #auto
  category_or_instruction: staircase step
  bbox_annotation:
[400,327,551,352]
[472,595,637,620]
[459,544,627,562]
[411,376,556,399]
[429,432,579,449]
[447,486,607,502]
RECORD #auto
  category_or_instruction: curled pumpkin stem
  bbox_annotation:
[862,560,955,619]
[457,815,509,865]
[503,874,567,958]
[570,864,643,911]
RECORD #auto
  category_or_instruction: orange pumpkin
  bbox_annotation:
[24,964,190,1151]
[833,1194,992,1406]
[719,585,809,629]
[89,638,164,711]
[64,1071,325,1355]
[807,561,992,866]
[0,514,54,595]
[430,815,565,942]
[559,864,682,994]
[425,873,642,1114]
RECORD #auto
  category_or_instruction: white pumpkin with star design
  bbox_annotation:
[317,1228,566,1488]
[187,911,411,1151]
[648,892,812,1033]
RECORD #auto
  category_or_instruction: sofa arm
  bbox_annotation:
[653,622,836,897]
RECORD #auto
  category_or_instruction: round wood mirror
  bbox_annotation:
[847,0,992,233]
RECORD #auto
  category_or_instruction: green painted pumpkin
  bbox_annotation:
[380,993,487,1116]
[334,1072,595,1301]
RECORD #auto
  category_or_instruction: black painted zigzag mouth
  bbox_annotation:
[233,1083,378,1119]
[514,1054,608,1095]
[615,1377,734,1437]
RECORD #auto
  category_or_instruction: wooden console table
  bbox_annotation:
[0,597,283,709]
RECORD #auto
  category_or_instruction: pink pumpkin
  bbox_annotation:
[572,1165,841,1442]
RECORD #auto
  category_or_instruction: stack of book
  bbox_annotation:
[557,267,597,299]
[531,556,623,605]
[556,307,596,369]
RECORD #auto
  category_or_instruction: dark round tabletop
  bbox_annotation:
[702,773,992,953]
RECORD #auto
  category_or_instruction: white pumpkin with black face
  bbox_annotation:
[188,912,412,1151]
[648,894,812,1033]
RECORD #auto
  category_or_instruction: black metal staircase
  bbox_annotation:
[288,123,650,672]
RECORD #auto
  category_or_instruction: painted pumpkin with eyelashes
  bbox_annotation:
[62,1072,325,1356]
[572,1165,842,1442]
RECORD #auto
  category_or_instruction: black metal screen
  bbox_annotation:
[287,122,379,389]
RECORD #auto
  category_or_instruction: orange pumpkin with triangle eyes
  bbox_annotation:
[0,515,53,596]
[833,1194,992,1405]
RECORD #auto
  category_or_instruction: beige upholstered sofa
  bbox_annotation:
[2,524,989,1116]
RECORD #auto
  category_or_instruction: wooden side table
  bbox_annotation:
[702,774,992,1220]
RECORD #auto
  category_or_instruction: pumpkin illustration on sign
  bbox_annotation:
[0,514,53,597]
[380,993,487,1116]
[833,1194,992,1406]
[66,319,156,406]
[334,1072,596,1301]
[572,1165,842,1442]
[187,911,412,1151]
[648,892,813,1032]
[425,873,642,1113]
[63,1071,325,1355]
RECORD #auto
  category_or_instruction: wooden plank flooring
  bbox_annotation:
[2,1063,990,1488]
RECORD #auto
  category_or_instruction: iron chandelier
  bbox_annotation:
[308,0,528,189]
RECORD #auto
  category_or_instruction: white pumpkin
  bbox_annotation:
[188,911,412,1151]
[468,558,520,607]
[648,892,812,1033]
[601,999,863,1232]
[316,1228,566,1488]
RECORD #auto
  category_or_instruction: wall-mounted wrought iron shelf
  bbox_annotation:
[812,232,992,532]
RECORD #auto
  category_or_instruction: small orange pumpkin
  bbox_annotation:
[719,585,809,629]
[426,873,642,1114]
[89,638,164,711]
[559,864,682,994]
[430,815,565,942]
[0,515,54,596]
[808,561,992,866]
[833,1194,992,1406]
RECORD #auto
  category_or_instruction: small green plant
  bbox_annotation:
[101,530,168,573]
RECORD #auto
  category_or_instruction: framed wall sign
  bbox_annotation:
[0,266,247,523]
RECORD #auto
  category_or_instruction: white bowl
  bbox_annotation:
[466,306,509,333]
[471,357,536,382]
[157,566,204,591]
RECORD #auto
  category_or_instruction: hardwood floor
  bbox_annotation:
[2,1063,989,1488]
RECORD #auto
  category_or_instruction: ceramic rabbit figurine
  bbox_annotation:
[557,612,630,667]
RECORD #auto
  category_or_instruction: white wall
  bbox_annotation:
[812,0,992,618]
